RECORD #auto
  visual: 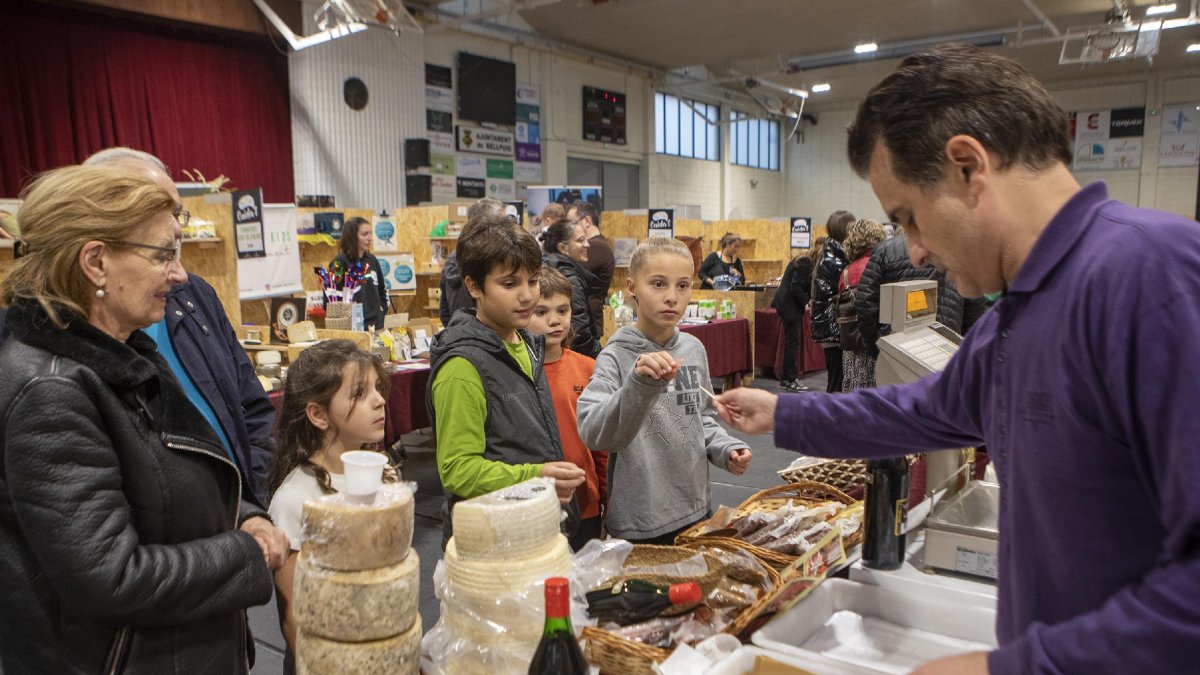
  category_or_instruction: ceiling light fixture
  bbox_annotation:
[1145,3,1176,16]
[1188,42,1200,52]
[811,83,832,93]
[855,42,878,54]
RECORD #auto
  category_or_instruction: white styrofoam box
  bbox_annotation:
[703,646,864,675]
[752,578,997,675]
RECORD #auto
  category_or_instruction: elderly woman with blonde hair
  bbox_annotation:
[0,165,278,673]
[839,217,888,392]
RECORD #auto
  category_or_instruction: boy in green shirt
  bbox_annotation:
[427,214,586,545]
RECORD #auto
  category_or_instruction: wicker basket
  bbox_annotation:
[675,481,861,570]
[777,458,867,493]
[581,542,782,675]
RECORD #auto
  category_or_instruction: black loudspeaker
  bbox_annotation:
[406,175,432,205]
[404,138,431,169]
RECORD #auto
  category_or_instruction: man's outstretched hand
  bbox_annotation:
[713,387,779,435]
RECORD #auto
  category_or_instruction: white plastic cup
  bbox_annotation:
[342,451,387,503]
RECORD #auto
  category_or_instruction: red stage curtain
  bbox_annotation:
[0,1,294,202]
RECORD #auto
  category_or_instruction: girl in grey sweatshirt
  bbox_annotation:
[577,238,751,542]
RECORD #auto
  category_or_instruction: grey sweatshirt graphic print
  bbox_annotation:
[577,326,744,539]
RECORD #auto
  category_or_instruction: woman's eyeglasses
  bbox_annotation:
[119,239,182,269]
[173,204,191,227]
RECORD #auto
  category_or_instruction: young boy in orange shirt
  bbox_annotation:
[528,266,607,550]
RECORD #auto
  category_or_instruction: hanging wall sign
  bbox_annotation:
[232,188,266,259]
[456,125,515,156]
[790,217,812,249]
[648,209,675,239]
[372,214,397,253]
[238,204,304,300]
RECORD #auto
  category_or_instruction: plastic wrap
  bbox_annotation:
[451,477,563,558]
[442,536,572,605]
[299,482,415,571]
[618,551,709,581]
[292,549,419,642]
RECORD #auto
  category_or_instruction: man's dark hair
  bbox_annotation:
[573,201,600,231]
[847,43,1072,186]
[458,214,542,290]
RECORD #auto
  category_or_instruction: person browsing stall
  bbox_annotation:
[810,210,855,392]
[267,340,392,668]
[698,232,746,289]
[438,198,508,324]
[0,165,280,673]
[578,237,751,545]
[770,237,824,393]
[528,266,608,550]
[567,201,614,339]
[331,216,389,330]
[542,216,602,358]
[715,44,1200,674]
[428,214,586,546]
[83,147,280,505]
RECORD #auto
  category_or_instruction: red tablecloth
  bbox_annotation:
[679,318,753,385]
[754,307,825,377]
[269,365,432,448]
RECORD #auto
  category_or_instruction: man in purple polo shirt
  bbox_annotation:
[716,44,1200,674]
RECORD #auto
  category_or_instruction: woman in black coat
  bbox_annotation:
[0,166,278,674]
[330,216,390,330]
[542,217,601,357]
[810,210,856,393]
[771,238,825,392]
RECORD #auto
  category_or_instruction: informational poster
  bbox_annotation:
[516,83,542,164]
[376,253,417,292]
[313,211,344,239]
[456,125,515,156]
[372,214,397,253]
[648,209,675,239]
[232,188,266,259]
[238,204,304,300]
[1070,107,1144,171]
[1159,103,1200,168]
[790,216,812,249]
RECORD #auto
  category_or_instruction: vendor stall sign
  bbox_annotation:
[648,208,675,239]
[239,204,304,300]
[790,216,812,249]
[456,125,515,156]
[232,188,266,259]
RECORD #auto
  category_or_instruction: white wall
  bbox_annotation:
[786,69,1200,222]
[289,6,426,209]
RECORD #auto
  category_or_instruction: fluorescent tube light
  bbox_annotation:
[1145,3,1176,16]
[855,42,878,54]
[811,83,832,93]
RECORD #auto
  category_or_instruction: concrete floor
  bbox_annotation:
[248,369,829,672]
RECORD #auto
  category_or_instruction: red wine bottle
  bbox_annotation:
[528,577,587,675]
[863,457,909,570]
[585,579,703,626]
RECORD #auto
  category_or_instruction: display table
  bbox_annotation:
[269,364,432,447]
[679,317,753,387]
[754,307,825,378]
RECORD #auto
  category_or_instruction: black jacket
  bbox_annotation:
[771,256,814,324]
[545,253,602,358]
[854,234,988,355]
[810,239,848,344]
[437,250,475,325]
[164,274,276,506]
[331,252,389,330]
[426,310,579,544]
[0,300,273,675]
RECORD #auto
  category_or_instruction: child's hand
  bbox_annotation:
[540,461,587,503]
[726,448,752,476]
[635,352,680,381]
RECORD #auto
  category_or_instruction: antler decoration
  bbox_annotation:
[181,169,234,193]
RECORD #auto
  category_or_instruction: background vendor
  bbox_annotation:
[698,232,745,289]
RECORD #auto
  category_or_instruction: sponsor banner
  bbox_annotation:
[429,131,455,154]
[427,110,453,134]
[516,83,540,106]
[486,159,514,180]
[516,143,541,163]
[430,153,455,176]
[790,217,812,249]
[456,155,487,179]
[457,176,486,199]
[517,102,540,124]
[457,125,515,156]
[425,86,454,113]
[432,175,456,202]
[1071,108,1144,171]
[425,63,452,89]
[515,161,542,183]
[1160,104,1200,167]
[648,208,675,239]
[487,179,516,200]
[1108,107,1145,138]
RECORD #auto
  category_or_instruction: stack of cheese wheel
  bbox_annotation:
[427,478,570,674]
[294,483,419,675]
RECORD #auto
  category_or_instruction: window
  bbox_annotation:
[730,112,780,171]
[655,92,720,161]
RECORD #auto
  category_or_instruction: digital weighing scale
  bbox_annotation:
[874,280,1000,580]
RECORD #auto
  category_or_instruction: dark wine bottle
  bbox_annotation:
[529,577,587,675]
[585,579,702,626]
[863,457,909,570]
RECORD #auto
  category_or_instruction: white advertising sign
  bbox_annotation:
[1160,104,1200,167]
[238,204,304,300]
[456,155,487,179]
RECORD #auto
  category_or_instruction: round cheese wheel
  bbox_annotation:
[293,549,419,642]
[300,483,414,571]
[296,617,420,675]
[444,534,571,599]
[451,478,562,560]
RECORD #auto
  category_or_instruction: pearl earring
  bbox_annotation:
[95,288,106,298]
